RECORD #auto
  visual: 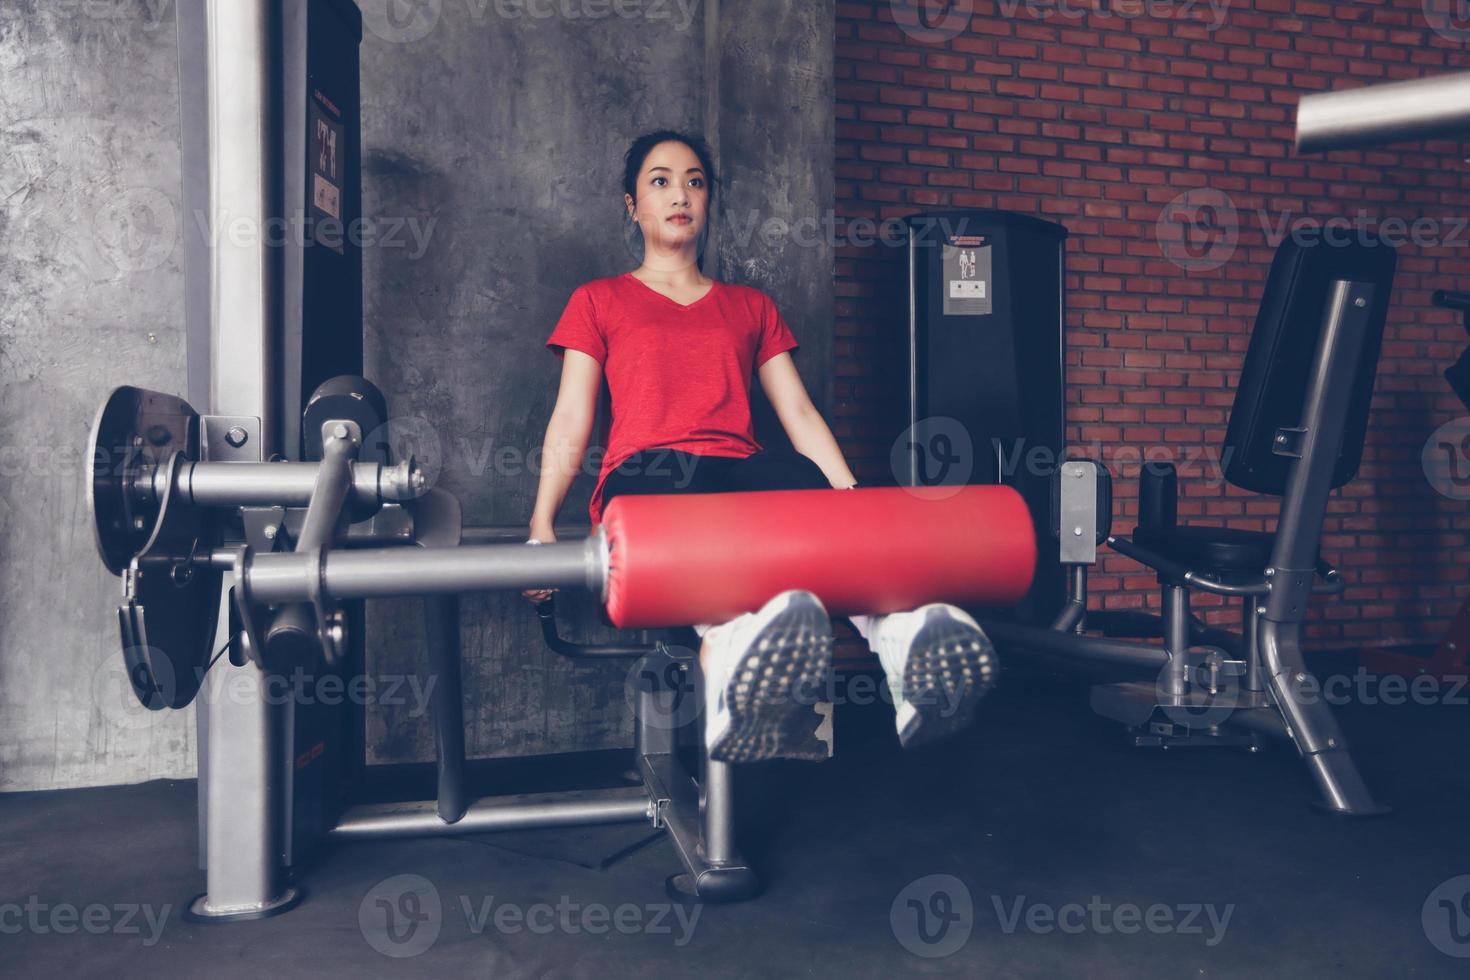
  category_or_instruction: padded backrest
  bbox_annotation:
[1222,237,1397,494]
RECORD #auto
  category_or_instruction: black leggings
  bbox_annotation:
[601,448,830,506]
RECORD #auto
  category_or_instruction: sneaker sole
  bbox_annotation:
[709,593,833,764]
[897,606,998,749]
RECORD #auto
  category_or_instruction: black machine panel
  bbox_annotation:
[885,210,1069,625]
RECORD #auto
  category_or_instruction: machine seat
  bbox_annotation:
[1130,524,1277,574]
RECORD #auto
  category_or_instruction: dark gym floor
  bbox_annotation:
[3,655,1467,978]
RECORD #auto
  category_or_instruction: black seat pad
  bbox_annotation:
[1131,524,1276,574]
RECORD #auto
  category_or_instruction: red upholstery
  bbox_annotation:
[600,485,1036,629]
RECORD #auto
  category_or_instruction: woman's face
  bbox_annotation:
[625,140,709,255]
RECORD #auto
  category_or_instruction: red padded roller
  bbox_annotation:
[601,485,1036,630]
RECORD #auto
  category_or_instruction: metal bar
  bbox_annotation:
[1242,596,1263,693]
[192,618,300,919]
[232,535,608,604]
[1296,71,1470,153]
[329,788,652,840]
[189,0,299,923]
[984,621,1169,670]
[462,524,592,544]
[1254,278,1386,815]
[703,758,737,865]
[1049,564,1088,633]
[637,752,758,901]
[1163,585,1190,697]
[424,594,467,824]
[264,433,355,660]
[150,459,418,508]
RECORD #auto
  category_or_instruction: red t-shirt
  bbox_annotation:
[545,273,800,526]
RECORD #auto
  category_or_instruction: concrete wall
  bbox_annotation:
[361,0,836,764]
[0,0,835,788]
[0,1,194,791]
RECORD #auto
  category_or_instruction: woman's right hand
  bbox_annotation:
[521,525,559,605]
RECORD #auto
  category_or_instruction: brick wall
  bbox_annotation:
[833,0,1470,648]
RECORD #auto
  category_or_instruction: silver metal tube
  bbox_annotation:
[241,537,607,603]
[264,433,355,661]
[328,789,652,840]
[162,460,417,507]
[985,621,1169,670]
[1164,585,1190,697]
[1296,71,1470,153]
[703,759,736,865]
[209,0,282,458]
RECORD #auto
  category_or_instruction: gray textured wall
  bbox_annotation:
[361,0,836,764]
[0,0,834,788]
[0,1,195,791]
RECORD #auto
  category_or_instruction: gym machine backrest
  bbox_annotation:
[1121,236,1397,579]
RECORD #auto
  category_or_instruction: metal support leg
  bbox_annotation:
[1242,596,1264,694]
[424,594,467,824]
[1260,621,1389,815]
[1163,585,1191,696]
[188,588,302,921]
[634,648,758,902]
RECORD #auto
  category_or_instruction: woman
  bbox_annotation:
[524,130,997,763]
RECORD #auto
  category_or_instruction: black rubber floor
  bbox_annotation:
[3,663,1467,978]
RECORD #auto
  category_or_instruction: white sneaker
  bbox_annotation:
[701,590,833,763]
[873,604,998,748]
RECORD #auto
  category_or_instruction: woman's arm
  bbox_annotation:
[757,352,858,489]
[529,349,603,539]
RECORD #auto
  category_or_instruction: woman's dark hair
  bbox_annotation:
[621,130,719,212]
